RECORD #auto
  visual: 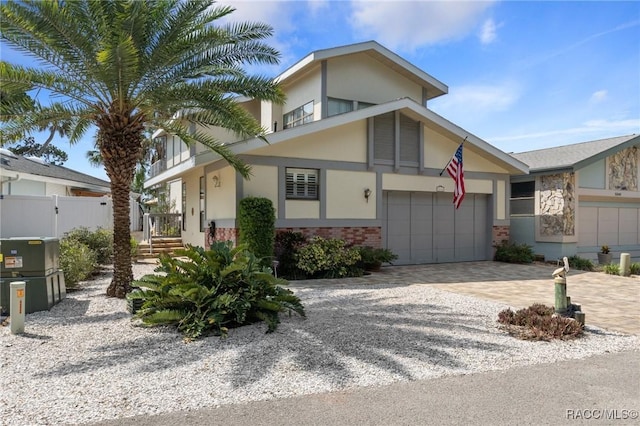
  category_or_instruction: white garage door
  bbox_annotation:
[578,205,640,247]
[383,191,489,264]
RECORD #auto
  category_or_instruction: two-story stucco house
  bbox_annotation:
[510,134,640,263]
[145,41,529,265]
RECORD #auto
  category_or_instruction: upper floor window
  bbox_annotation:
[286,168,319,200]
[283,101,314,129]
[328,98,376,117]
[510,181,535,216]
[328,97,353,116]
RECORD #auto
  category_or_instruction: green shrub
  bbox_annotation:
[274,231,308,279]
[630,262,640,275]
[64,227,114,265]
[129,242,305,339]
[238,197,276,268]
[603,263,620,275]
[357,246,398,271]
[494,241,534,263]
[295,236,362,278]
[60,238,97,289]
[130,237,139,262]
[497,304,583,340]
[567,255,594,271]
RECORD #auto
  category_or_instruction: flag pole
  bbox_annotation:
[439,136,467,176]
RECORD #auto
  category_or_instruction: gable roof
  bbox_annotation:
[275,41,448,101]
[511,134,640,173]
[146,97,528,188]
[0,151,111,191]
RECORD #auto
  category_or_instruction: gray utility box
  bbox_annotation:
[0,237,66,315]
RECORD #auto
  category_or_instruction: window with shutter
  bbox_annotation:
[286,168,319,200]
[374,112,395,162]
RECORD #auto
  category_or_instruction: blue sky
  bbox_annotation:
[2,0,639,181]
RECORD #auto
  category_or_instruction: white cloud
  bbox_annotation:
[589,90,608,104]
[349,0,496,51]
[479,18,498,45]
[488,118,640,148]
[430,83,520,116]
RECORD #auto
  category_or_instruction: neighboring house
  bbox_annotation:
[509,134,640,262]
[0,148,111,196]
[145,41,529,265]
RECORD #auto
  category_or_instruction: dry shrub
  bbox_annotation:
[497,304,583,341]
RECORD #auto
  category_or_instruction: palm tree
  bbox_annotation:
[0,0,284,298]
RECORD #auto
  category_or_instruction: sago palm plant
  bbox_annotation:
[0,0,285,297]
[130,242,305,339]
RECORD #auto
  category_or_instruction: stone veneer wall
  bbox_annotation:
[492,225,510,246]
[539,172,575,236]
[278,227,382,247]
[608,146,638,191]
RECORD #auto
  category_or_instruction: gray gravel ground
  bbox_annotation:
[1,263,638,426]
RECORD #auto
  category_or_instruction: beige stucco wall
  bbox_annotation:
[281,67,321,123]
[205,166,237,220]
[327,53,422,105]
[243,165,278,217]
[326,170,377,219]
[383,173,493,194]
[496,180,506,220]
[423,127,509,174]
[286,200,320,219]
[251,121,367,162]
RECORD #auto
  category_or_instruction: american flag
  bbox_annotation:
[446,142,465,209]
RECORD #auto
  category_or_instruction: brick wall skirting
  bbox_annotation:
[205,226,382,248]
[492,225,510,246]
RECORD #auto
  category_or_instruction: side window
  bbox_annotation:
[286,168,319,200]
[199,176,205,232]
[510,181,535,215]
[283,101,314,129]
[181,182,187,231]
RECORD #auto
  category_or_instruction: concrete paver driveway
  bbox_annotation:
[299,261,640,335]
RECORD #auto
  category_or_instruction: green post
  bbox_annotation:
[554,276,567,314]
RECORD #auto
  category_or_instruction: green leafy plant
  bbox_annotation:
[497,304,583,340]
[129,242,305,339]
[238,197,276,268]
[494,241,534,263]
[567,255,594,271]
[603,263,620,275]
[357,246,398,271]
[600,245,610,254]
[295,236,363,278]
[274,231,308,279]
[64,227,114,265]
[130,237,139,262]
[59,238,97,289]
[629,263,640,275]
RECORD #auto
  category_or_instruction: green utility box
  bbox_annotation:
[0,237,66,315]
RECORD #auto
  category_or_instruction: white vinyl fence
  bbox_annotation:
[0,194,141,238]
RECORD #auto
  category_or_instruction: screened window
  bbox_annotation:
[286,168,319,200]
[283,101,314,129]
[510,181,535,215]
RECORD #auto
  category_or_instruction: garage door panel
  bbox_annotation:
[619,208,638,245]
[385,191,488,264]
[578,207,598,246]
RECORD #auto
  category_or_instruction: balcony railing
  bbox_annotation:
[148,159,167,179]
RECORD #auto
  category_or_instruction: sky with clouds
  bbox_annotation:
[3,0,639,179]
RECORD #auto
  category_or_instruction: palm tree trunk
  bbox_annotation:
[97,108,145,298]
[106,175,134,297]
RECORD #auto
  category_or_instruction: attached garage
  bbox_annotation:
[578,205,640,252]
[383,191,490,264]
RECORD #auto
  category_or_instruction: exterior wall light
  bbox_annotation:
[436,185,445,192]
[364,188,372,202]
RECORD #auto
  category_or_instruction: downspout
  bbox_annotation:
[0,174,20,195]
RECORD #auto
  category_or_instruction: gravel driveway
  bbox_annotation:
[1,263,637,425]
